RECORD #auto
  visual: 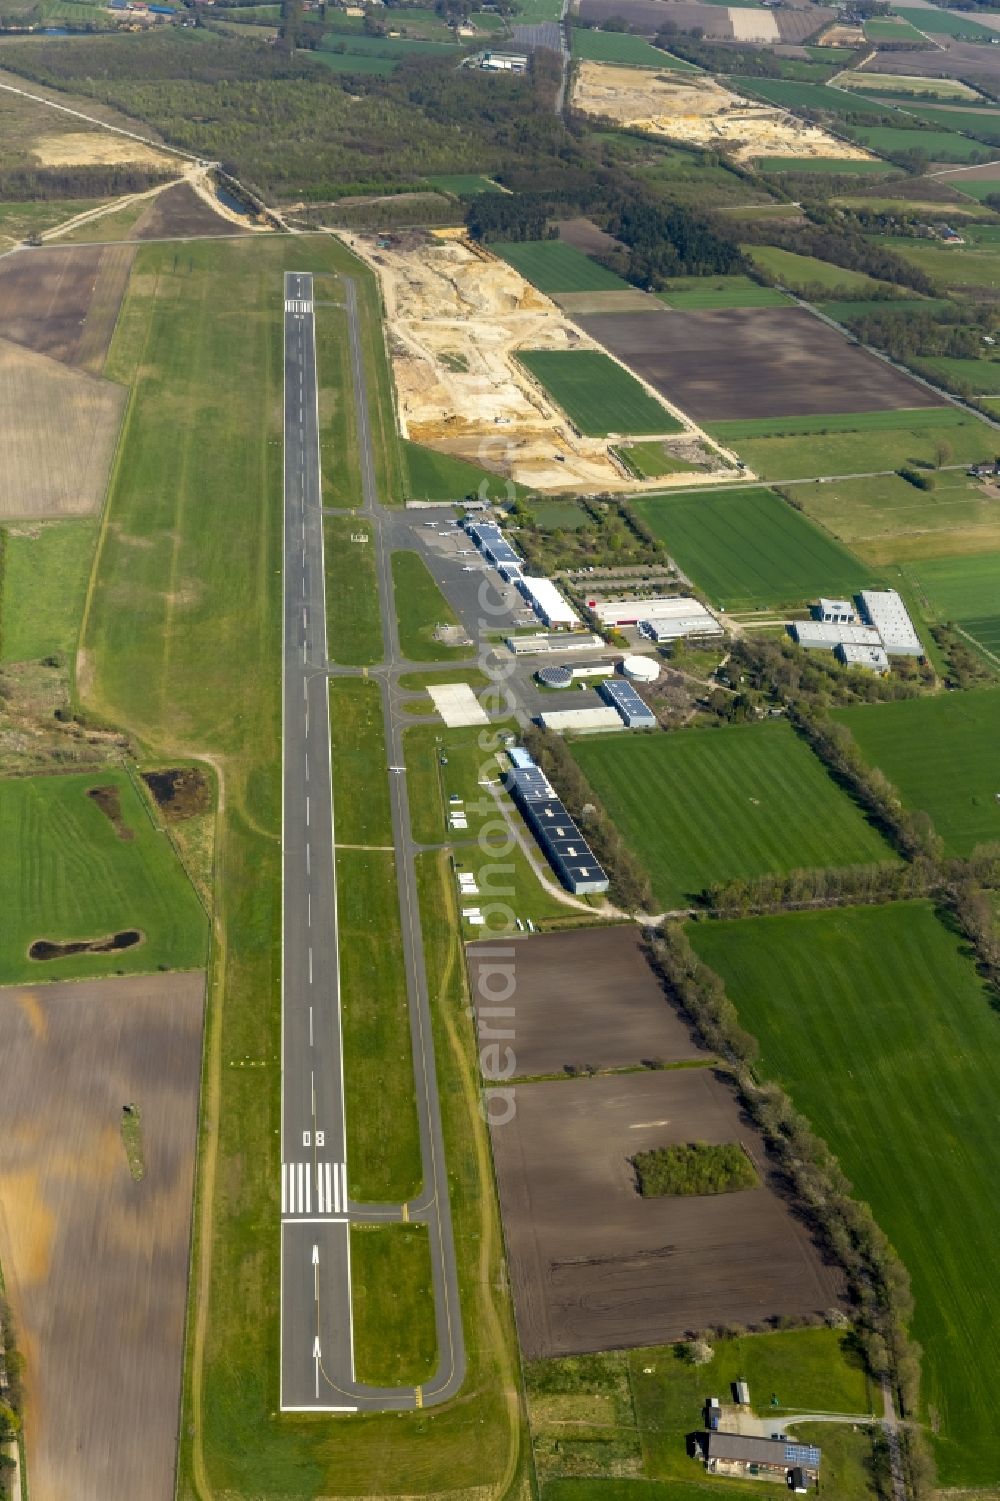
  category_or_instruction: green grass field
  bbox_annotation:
[730,76,866,114]
[632,487,874,608]
[793,470,1000,561]
[936,175,1000,202]
[0,519,96,662]
[317,32,457,56]
[656,275,791,309]
[0,197,98,242]
[572,720,893,908]
[877,234,1000,291]
[818,295,953,324]
[405,720,508,846]
[517,350,680,437]
[756,156,896,176]
[391,549,468,661]
[329,679,393,847]
[833,689,1000,854]
[428,173,503,195]
[895,3,996,38]
[402,438,517,503]
[324,513,383,666]
[706,407,966,442]
[569,26,696,69]
[905,550,1000,658]
[864,15,928,41]
[618,441,701,479]
[0,769,207,984]
[310,50,398,75]
[492,240,630,293]
[920,353,1000,393]
[351,1225,437,1385]
[900,104,1000,146]
[708,412,995,484]
[691,901,1000,1486]
[844,124,989,163]
[743,244,887,294]
[839,70,982,99]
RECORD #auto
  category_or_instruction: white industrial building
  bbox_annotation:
[791,621,881,652]
[518,576,580,629]
[857,589,923,656]
[480,50,527,71]
[838,642,890,675]
[816,598,855,624]
[592,595,721,636]
[506,631,605,656]
[622,655,660,684]
[538,706,624,733]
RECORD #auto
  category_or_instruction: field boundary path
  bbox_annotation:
[280,270,465,1412]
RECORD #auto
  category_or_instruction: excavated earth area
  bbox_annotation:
[343,231,715,492]
[572,64,874,163]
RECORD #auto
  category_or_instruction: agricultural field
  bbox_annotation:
[730,76,866,114]
[579,306,942,422]
[793,470,1000,562]
[895,3,997,39]
[878,232,1000,291]
[568,25,696,68]
[0,197,97,244]
[468,925,704,1076]
[844,124,989,163]
[656,274,791,308]
[0,971,204,1501]
[838,70,983,100]
[0,517,96,662]
[920,353,1000,393]
[905,549,1000,658]
[492,239,630,293]
[516,349,682,436]
[691,901,1000,1486]
[572,719,893,908]
[743,245,888,295]
[756,156,897,176]
[310,51,397,76]
[0,769,207,985]
[402,438,517,503]
[707,407,997,482]
[833,689,1000,854]
[324,513,383,667]
[864,15,928,42]
[391,549,470,660]
[632,485,876,608]
[490,1068,845,1359]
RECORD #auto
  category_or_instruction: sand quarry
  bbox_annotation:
[572,64,874,163]
[342,231,731,492]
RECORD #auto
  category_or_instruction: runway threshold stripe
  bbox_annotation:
[341,1162,348,1213]
[305,1166,311,1215]
[282,1163,288,1215]
[326,1162,333,1215]
[318,1165,325,1214]
[298,1162,304,1214]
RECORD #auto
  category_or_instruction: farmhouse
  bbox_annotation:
[704,1432,822,1487]
[504,748,609,893]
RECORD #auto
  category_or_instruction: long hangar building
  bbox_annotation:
[505,748,609,895]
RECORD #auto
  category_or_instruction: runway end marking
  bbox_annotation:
[415,1386,423,1409]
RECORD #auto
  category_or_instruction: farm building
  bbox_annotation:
[466,522,522,580]
[857,589,922,657]
[791,621,882,653]
[594,596,720,635]
[704,1433,821,1487]
[837,641,890,675]
[598,678,656,728]
[815,598,855,624]
[519,576,580,629]
[538,707,624,733]
[504,751,609,893]
[506,632,605,656]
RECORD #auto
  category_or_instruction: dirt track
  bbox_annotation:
[489,1069,845,1359]
[468,926,703,1076]
[0,971,204,1501]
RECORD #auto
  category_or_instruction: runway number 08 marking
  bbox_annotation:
[303,1131,325,1147]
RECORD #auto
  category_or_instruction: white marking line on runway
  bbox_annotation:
[307,892,312,927]
[309,1005,314,1046]
[306,795,310,827]
[297,1162,304,1214]
[341,1162,348,1213]
[282,1163,288,1214]
[311,1070,316,1116]
[308,947,313,985]
[305,752,309,782]
[280,1218,347,1226]
[306,843,311,874]
[326,1161,333,1215]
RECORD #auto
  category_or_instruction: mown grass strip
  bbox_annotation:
[391,549,468,661]
[350,1224,437,1385]
[330,678,393,847]
[324,513,383,666]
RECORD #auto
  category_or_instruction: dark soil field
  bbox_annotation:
[490,1069,845,1358]
[776,8,836,43]
[132,180,240,240]
[0,970,204,1501]
[556,216,623,258]
[870,42,1000,85]
[580,306,945,420]
[467,926,703,1076]
[0,242,135,370]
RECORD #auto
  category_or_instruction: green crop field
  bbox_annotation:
[905,550,1000,658]
[900,104,1000,145]
[572,720,893,908]
[921,354,1000,393]
[844,124,989,162]
[402,438,518,503]
[0,769,206,985]
[318,33,457,55]
[731,76,866,113]
[707,411,995,483]
[794,470,1000,561]
[895,3,996,38]
[818,296,953,324]
[864,15,927,41]
[691,901,1000,1486]
[310,50,398,75]
[656,275,791,308]
[391,549,468,661]
[939,176,1000,202]
[632,486,874,608]
[324,513,383,666]
[569,26,696,68]
[0,519,96,663]
[351,1225,437,1385]
[743,244,886,294]
[834,689,1000,854]
[706,407,966,441]
[517,350,680,436]
[840,71,982,99]
[492,240,630,293]
[427,173,503,195]
[756,156,896,176]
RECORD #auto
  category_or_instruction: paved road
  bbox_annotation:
[280,271,465,1411]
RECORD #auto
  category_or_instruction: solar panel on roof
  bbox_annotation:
[784,1444,822,1466]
